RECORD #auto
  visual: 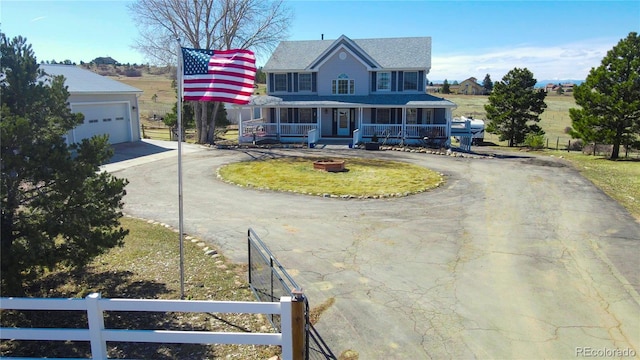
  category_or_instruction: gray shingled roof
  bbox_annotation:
[264,35,431,71]
[40,64,142,94]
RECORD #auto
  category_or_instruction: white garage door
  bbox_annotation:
[71,103,131,144]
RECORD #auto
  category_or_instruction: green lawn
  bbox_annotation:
[218,156,443,198]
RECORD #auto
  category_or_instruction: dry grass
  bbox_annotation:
[308,297,335,325]
[548,151,640,220]
[109,73,177,122]
[218,156,443,198]
[0,217,279,359]
[440,93,579,147]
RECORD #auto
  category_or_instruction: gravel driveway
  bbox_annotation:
[107,142,640,359]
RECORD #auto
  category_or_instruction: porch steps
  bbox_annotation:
[311,144,352,150]
[313,138,352,150]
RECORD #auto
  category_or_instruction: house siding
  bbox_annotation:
[317,51,368,96]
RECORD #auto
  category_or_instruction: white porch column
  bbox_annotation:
[401,107,407,143]
[358,107,363,143]
[446,108,452,138]
[317,107,321,138]
[276,108,281,136]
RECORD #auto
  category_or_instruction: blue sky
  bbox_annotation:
[1,0,639,81]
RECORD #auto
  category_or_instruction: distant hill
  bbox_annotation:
[430,79,584,88]
[536,80,584,88]
[92,56,118,65]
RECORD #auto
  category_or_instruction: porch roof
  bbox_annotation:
[247,94,456,108]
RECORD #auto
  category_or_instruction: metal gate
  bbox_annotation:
[248,228,336,360]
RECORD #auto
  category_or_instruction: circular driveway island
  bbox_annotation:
[107,142,640,359]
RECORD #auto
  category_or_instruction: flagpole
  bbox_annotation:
[176,40,185,300]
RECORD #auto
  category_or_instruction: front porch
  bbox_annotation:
[235,94,463,147]
[239,119,450,146]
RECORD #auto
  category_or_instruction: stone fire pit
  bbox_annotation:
[313,159,346,172]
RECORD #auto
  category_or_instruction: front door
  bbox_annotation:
[337,109,350,136]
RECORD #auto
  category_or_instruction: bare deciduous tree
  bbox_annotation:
[129,0,290,144]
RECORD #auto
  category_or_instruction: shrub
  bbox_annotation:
[524,133,545,149]
[124,68,142,77]
[567,139,584,151]
[582,143,613,156]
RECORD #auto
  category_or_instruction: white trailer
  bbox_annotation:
[468,118,485,145]
[452,116,485,146]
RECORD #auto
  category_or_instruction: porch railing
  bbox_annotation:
[360,124,402,138]
[360,124,448,139]
[241,122,319,138]
[282,124,318,137]
[405,124,449,139]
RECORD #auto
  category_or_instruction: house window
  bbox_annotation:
[332,74,355,95]
[377,72,391,91]
[424,109,433,124]
[298,73,312,92]
[299,108,315,123]
[280,108,290,123]
[274,73,287,92]
[376,108,391,124]
[406,108,417,124]
[403,72,418,91]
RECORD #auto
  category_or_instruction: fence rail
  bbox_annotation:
[0,293,301,359]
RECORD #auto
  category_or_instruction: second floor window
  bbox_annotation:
[377,72,391,91]
[403,72,418,91]
[332,74,355,95]
[274,73,287,92]
[299,73,312,92]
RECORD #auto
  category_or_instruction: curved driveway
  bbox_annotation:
[107,141,640,359]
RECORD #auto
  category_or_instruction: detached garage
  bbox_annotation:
[41,64,143,145]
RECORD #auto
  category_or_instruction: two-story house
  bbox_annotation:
[238,35,458,146]
[457,77,488,95]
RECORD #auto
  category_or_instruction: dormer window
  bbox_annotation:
[377,72,391,91]
[332,73,355,95]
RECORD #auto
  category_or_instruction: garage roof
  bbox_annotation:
[40,64,142,94]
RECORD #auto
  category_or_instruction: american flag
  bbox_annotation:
[181,47,256,105]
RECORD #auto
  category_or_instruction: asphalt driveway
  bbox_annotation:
[106,140,640,359]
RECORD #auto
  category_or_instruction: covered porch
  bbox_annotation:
[235,94,457,146]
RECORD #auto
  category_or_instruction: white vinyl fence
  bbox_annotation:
[0,293,304,359]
